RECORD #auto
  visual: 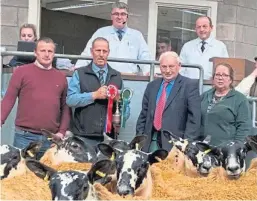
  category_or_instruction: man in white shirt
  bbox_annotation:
[75,2,151,74]
[180,16,229,80]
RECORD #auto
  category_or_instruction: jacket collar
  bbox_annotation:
[206,87,236,102]
[84,62,118,76]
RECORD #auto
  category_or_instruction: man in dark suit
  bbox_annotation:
[136,51,201,152]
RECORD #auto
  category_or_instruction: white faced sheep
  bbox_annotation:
[1,159,115,200]
[97,135,168,198]
[0,141,41,179]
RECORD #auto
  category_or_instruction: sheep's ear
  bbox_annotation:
[97,143,116,161]
[162,130,188,152]
[129,135,147,150]
[162,130,181,144]
[148,149,168,165]
[245,135,257,153]
[87,159,115,184]
[195,142,212,153]
[21,141,42,159]
[26,159,56,181]
[202,135,211,144]
[103,132,113,142]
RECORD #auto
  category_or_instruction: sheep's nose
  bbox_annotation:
[228,165,239,172]
[117,186,134,196]
[203,164,211,170]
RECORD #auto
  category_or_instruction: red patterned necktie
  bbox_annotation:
[154,82,168,131]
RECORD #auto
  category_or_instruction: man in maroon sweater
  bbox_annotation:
[1,37,70,159]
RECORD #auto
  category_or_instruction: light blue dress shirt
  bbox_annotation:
[156,80,175,103]
[75,25,151,73]
[66,64,108,108]
[113,26,127,38]
[180,35,229,80]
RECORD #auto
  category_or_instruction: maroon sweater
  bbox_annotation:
[1,63,70,134]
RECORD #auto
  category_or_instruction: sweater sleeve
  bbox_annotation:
[235,74,256,96]
[1,68,22,125]
[58,78,71,135]
[234,99,252,142]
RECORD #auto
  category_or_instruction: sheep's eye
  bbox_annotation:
[71,143,79,150]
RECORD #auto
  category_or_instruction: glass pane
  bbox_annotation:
[156,6,208,60]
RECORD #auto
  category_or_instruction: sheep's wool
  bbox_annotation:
[94,151,257,200]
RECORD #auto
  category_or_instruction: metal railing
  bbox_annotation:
[1,50,204,93]
[247,96,257,128]
[1,50,257,127]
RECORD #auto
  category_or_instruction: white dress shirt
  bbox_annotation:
[235,74,256,96]
[180,36,229,80]
[75,26,151,74]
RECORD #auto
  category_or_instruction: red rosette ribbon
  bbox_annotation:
[105,84,118,134]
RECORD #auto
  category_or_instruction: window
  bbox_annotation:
[148,0,218,60]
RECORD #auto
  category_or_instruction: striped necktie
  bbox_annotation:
[98,70,105,86]
[117,30,123,41]
[201,41,206,52]
[153,82,168,131]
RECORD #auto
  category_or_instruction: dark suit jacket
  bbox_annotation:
[136,74,201,152]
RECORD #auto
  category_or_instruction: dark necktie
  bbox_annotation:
[154,82,168,131]
[117,30,123,41]
[98,70,105,86]
[201,41,206,52]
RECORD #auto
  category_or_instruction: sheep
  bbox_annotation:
[1,159,115,200]
[40,129,97,166]
[93,154,257,200]
[208,135,257,180]
[162,130,220,176]
[0,141,42,179]
[97,141,168,198]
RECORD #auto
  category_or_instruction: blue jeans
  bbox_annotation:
[13,128,51,160]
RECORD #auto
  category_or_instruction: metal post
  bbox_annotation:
[149,63,155,82]
[252,101,256,128]
[198,67,204,94]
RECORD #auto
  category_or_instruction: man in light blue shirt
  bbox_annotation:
[180,16,229,80]
[75,2,151,74]
[67,37,123,145]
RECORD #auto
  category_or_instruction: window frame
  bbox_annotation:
[147,0,218,58]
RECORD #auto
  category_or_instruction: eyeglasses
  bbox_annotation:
[214,73,230,79]
[111,12,128,17]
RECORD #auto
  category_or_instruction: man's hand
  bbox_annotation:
[54,132,64,140]
[92,86,108,100]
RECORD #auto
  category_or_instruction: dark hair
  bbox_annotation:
[213,63,234,87]
[157,37,171,46]
[35,37,56,50]
[20,23,37,40]
[91,37,109,49]
[197,16,213,27]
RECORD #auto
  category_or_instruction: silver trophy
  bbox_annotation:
[112,99,121,125]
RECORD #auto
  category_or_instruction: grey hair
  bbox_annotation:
[111,2,129,12]
[91,37,109,48]
[159,51,181,64]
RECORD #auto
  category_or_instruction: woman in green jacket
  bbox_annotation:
[201,63,252,146]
